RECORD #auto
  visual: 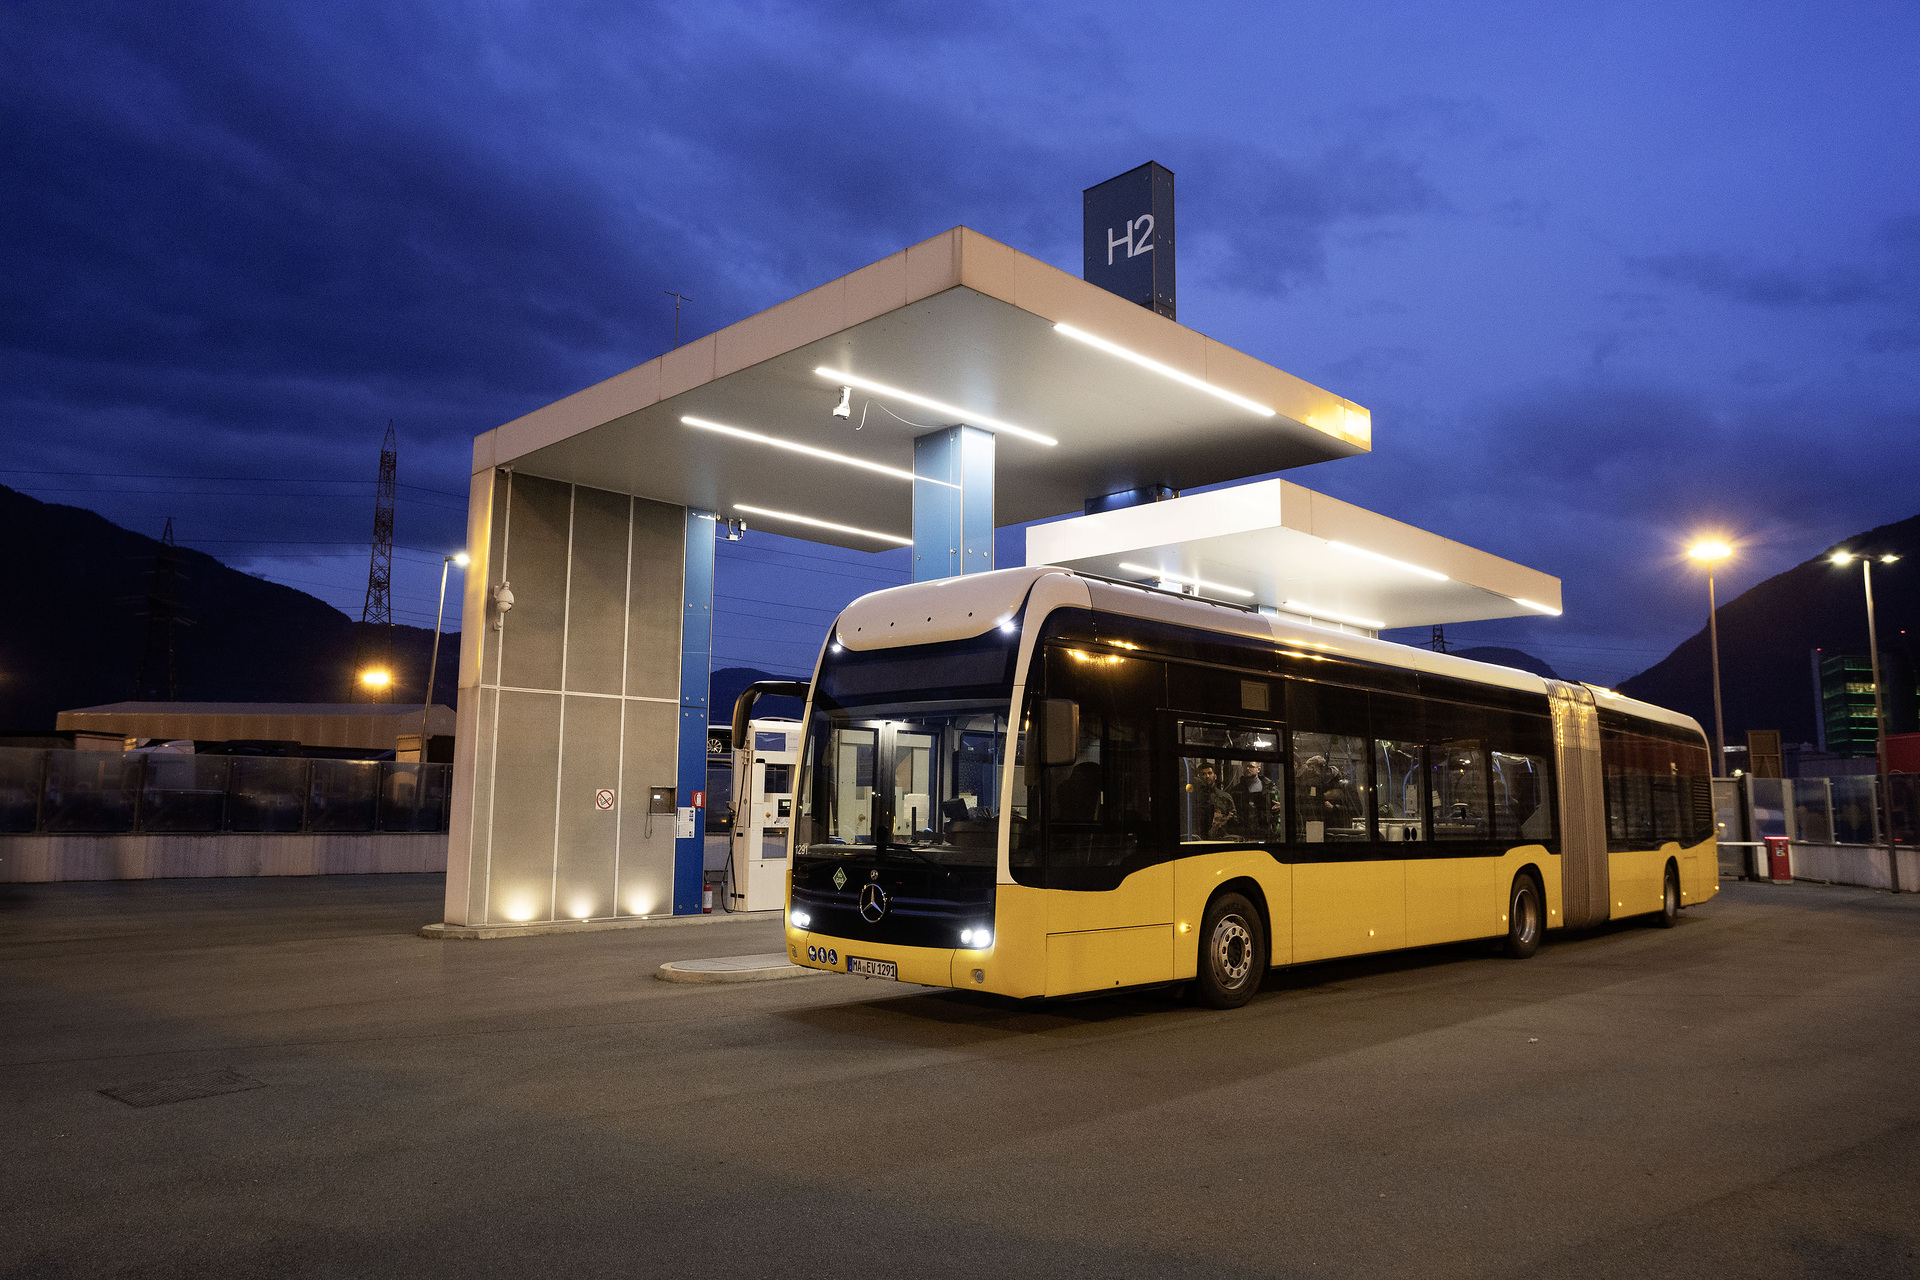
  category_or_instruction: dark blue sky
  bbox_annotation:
[6,2,1916,684]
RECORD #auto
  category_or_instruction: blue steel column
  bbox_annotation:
[912,425,995,582]
[674,508,715,914]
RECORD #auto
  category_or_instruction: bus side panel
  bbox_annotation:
[1045,862,1173,933]
[1038,863,1174,996]
[1682,836,1719,906]
[982,883,1049,999]
[1406,855,1487,947]
[1293,859,1406,962]
[1607,847,1663,919]
[1172,851,1293,976]
[1045,925,1173,996]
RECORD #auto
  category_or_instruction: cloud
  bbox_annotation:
[1186,145,1439,297]
[1630,251,1882,308]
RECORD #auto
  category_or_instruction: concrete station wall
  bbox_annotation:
[1787,842,1920,893]
[446,471,688,926]
[0,833,446,882]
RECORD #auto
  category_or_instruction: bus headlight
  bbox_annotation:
[960,928,991,949]
[791,909,811,929]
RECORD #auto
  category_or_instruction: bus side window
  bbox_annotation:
[1601,725,1656,847]
[1431,741,1490,840]
[1374,741,1425,842]
[1491,751,1553,841]
[1291,731,1369,842]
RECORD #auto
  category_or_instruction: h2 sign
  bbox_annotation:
[1083,162,1175,319]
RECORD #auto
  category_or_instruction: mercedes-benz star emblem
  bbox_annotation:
[858,882,890,923]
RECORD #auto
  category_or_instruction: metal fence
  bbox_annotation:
[1714,772,1919,848]
[0,747,452,836]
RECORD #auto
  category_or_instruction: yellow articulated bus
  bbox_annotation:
[786,567,1717,1007]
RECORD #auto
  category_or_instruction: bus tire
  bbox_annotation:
[1502,872,1543,959]
[1195,892,1267,1009]
[1653,861,1680,928]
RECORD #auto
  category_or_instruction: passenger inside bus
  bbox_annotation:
[1229,759,1281,839]
[1295,746,1365,841]
[1187,762,1236,839]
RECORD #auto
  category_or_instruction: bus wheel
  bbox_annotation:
[1502,873,1543,959]
[1653,862,1680,928]
[1196,892,1267,1009]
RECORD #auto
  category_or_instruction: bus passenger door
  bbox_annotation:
[1290,729,1405,960]
[1035,687,1174,994]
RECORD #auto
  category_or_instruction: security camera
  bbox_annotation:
[832,386,852,419]
[491,581,515,630]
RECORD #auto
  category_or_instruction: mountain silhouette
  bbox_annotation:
[1,484,457,730]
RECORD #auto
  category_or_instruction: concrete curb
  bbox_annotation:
[656,953,820,984]
[421,910,781,941]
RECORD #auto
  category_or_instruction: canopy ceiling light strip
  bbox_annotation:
[1117,562,1256,599]
[1280,600,1388,630]
[1510,597,1563,617]
[1324,540,1450,582]
[1053,323,1277,418]
[812,368,1057,447]
[733,503,912,547]
[680,416,950,487]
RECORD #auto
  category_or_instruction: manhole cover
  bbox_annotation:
[99,1069,266,1108]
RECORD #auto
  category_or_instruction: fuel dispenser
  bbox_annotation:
[725,678,811,913]
[729,719,800,911]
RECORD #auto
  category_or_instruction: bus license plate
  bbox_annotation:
[846,956,897,980]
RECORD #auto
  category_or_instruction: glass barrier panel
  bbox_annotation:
[1829,775,1878,845]
[1791,778,1833,845]
[139,754,231,833]
[226,757,310,832]
[379,762,452,832]
[42,750,143,833]
[310,759,381,832]
[0,747,49,833]
[1711,778,1747,844]
[1889,775,1920,847]
[1749,777,1788,841]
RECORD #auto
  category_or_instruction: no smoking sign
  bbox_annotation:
[593,789,616,811]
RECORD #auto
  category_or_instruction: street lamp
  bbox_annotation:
[423,552,470,745]
[358,667,393,691]
[1688,540,1733,777]
[1830,549,1901,891]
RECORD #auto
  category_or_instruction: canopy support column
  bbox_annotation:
[912,425,994,582]
[673,508,715,914]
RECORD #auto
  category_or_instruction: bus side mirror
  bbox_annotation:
[1041,698,1079,768]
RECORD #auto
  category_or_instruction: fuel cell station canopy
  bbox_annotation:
[1028,479,1561,630]
[477,228,1370,549]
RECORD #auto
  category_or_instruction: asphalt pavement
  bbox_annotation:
[3,874,1917,1279]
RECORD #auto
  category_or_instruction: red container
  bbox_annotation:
[1765,834,1792,882]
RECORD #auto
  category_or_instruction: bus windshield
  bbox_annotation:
[797,630,1018,866]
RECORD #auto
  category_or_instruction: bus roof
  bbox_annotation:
[832,566,1703,738]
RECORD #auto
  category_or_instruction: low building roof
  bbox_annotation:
[56,703,455,752]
